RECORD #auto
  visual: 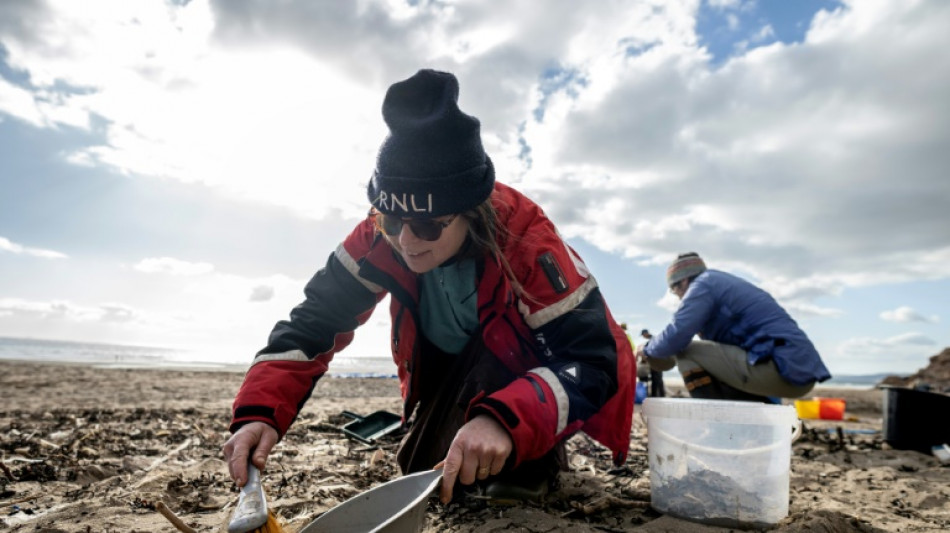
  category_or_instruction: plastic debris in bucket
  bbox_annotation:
[793,397,846,420]
[643,398,800,529]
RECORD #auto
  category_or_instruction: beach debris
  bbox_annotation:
[795,422,884,459]
[0,461,14,481]
[8,361,942,532]
[651,469,772,526]
[933,444,950,464]
[156,500,198,533]
[562,495,650,517]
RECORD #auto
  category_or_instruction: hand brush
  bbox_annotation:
[228,463,284,533]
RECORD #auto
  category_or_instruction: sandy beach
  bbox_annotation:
[1,360,947,532]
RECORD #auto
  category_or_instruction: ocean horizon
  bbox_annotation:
[0,336,398,378]
[0,335,888,388]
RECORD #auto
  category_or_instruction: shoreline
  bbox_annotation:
[0,355,884,388]
[0,356,401,378]
[0,335,919,386]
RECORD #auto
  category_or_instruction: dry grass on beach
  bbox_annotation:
[1,360,948,532]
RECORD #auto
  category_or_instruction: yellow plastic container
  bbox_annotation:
[794,397,845,420]
[794,399,820,419]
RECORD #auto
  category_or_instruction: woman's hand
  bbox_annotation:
[222,421,279,486]
[437,414,512,504]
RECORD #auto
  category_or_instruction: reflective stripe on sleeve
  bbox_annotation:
[251,349,310,367]
[528,366,569,435]
[334,243,384,293]
[523,276,598,329]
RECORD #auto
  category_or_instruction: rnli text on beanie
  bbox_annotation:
[367,69,495,218]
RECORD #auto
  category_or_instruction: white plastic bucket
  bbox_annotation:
[299,469,442,533]
[642,398,800,529]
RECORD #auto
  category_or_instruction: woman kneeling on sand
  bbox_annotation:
[223,69,635,504]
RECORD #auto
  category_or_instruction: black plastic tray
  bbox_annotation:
[341,410,402,445]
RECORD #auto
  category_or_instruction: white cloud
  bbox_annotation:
[0,236,68,259]
[880,306,939,324]
[523,0,950,291]
[656,291,681,313]
[3,2,946,288]
[841,332,936,352]
[1,0,948,370]
[134,257,214,276]
[708,0,743,9]
[833,332,939,375]
[734,23,775,54]
[99,303,137,323]
[0,0,383,221]
[0,76,45,127]
[0,271,301,350]
[782,302,844,320]
[0,298,119,323]
[249,285,275,303]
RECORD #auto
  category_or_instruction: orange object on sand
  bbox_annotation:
[817,397,846,420]
[794,397,846,420]
[254,511,284,533]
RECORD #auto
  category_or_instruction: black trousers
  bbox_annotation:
[649,369,665,397]
[396,335,563,490]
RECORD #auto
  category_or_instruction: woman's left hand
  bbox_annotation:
[437,414,512,504]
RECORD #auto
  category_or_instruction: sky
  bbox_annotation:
[1,0,948,377]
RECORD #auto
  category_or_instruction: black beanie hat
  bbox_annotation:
[367,69,495,218]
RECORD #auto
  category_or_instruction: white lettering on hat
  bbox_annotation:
[376,191,433,214]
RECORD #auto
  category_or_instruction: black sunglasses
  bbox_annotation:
[371,210,458,241]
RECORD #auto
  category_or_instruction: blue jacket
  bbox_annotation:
[644,269,831,386]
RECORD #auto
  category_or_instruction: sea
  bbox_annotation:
[0,336,880,387]
[0,336,398,378]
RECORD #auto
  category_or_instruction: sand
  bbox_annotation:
[1,360,948,532]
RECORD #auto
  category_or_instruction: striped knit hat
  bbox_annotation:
[666,252,707,288]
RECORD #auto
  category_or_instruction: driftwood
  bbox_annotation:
[156,501,198,533]
[563,495,651,517]
[0,461,14,480]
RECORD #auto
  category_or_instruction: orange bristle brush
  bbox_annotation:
[228,463,285,533]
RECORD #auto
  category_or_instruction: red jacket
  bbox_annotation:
[231,182,635,466]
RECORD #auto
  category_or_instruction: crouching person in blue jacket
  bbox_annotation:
[635,252,831,402]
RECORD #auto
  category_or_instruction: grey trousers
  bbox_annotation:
[651,340,814,399]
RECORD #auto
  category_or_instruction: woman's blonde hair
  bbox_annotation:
[459,199,534,301]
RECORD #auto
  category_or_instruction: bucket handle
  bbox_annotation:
[790,418,802,443]
[652,420,801,457]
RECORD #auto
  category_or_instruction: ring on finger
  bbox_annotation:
[478,466,490,476]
